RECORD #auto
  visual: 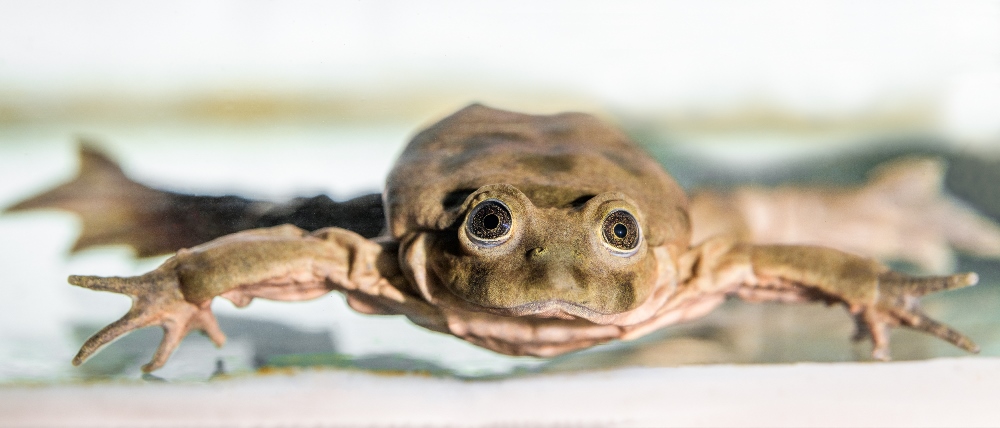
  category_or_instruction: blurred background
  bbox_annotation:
[2,1,999,143]
[1,0,1000,385]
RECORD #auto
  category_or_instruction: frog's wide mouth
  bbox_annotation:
[485,299,621,322]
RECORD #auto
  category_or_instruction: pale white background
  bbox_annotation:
[0,0,999,140]
[2,2,1000,426]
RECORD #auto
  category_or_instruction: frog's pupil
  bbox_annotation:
[483,214,500,230]
[614,223,627,238]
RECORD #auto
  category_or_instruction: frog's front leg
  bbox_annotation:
[678,238,979,360]
[70,224,437,372]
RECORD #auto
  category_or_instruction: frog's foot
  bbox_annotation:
[864,157,1000,273]
[4,141,183,257]
[69,263,225,372]
[851,271,980,361]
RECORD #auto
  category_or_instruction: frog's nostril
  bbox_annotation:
[527,247,546,259]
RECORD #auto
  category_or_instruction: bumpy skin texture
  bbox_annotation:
[8,104,1000,372]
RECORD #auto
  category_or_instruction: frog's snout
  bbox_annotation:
[523,246,586,292]
[524,245,577,266]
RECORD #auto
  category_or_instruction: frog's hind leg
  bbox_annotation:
[5,141,197,257]
[5,141,387,257]
[863,157,1000,270]
[689,157,1000,273]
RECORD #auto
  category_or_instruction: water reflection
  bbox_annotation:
[7,134,1000,384]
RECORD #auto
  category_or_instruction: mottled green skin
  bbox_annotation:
[385,105,690,314]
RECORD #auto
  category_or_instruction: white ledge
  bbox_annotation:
[3,357,997,428]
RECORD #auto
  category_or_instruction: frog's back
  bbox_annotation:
[385,104,689,247]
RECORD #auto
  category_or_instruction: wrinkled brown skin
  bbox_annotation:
[11,104,1000,372]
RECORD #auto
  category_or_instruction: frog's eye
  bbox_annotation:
[466,199,513,246]
[601,209,641,256]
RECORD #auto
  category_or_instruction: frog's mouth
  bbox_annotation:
[487,299,618,322]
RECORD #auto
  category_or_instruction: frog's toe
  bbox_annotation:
[139,300,224,373]
[853,310,892,361]
[902,312,979,354]
[72,309,156,366]
[878,271,978,297]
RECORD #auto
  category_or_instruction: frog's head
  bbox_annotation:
[427,183,674,322]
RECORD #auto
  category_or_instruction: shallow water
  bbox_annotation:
[1,121,997,383]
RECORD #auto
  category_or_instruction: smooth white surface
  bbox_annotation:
[2,357,998,428]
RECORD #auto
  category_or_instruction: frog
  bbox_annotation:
[9,104,1000,373]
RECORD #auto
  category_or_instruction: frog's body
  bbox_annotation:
[8,104,1000,371]
[390,107,685,318]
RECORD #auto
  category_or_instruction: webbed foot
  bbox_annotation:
[70,261,225,372]
[4,141,182,257]
[852,270,979,360]
[863,157,1000,273]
